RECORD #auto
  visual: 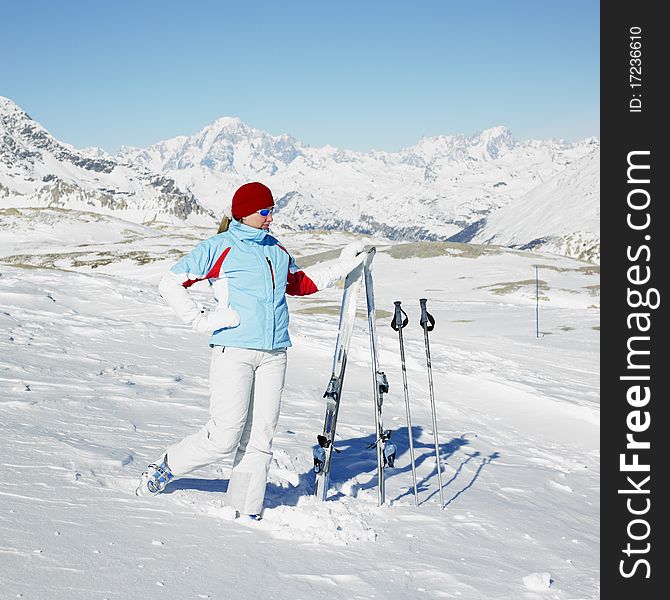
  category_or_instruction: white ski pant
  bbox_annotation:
[166,346,287,515]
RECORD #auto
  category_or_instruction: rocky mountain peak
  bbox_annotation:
[0,97,214,226]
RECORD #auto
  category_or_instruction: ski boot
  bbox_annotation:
[135,454,174,496]
[313,445,326,474]
[313,434,334,473]
[384,441,397,468]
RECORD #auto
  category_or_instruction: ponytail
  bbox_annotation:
[217,215,232,234]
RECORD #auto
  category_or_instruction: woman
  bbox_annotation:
[135,182,364,518]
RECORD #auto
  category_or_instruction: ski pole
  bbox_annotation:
[419,298,445,510]
[391,301,419,506]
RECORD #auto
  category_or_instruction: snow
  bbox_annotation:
[523,572,553,591]
[471,150,600,262]
[2,95,600,263]
[0,97,214,227]
[0,210,599,599]
[120,117,599,261]
[111,106,599,252]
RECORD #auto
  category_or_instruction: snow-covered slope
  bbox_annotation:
[0,216,599,599]
[464,150,600,262]
[118,117,600,249]
[0,96,214,226]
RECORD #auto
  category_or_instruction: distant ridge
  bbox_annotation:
[0,96,214,226]
[1,96,599,262]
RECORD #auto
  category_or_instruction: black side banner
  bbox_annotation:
[601,3,667,596]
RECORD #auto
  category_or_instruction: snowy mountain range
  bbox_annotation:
[0,96,599,261]
[467,150,600,262]
[0,97,213,226]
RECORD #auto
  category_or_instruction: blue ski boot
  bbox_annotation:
[384,442,397,468]
[135,454,174,496]
[313,445,326,473]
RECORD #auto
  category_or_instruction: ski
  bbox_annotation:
[313,254,366,501]
[362,248,394,506]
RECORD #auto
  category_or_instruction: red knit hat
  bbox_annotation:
[231,182,274,220]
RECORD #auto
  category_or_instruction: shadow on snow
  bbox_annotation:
[165,427,499,509]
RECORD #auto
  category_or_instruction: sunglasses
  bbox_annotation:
[257,208,274,217]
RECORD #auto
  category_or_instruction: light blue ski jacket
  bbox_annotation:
[161,219,324,350]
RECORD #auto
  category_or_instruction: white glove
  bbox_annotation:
[339,240,365,263]
[338,241,366,275]
[192,307,240,333]
[300,241,367,290]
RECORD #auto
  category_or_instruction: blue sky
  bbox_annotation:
[1,1,599,153]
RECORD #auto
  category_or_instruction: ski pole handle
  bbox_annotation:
[419,298,435,332]
[391,301,409,331]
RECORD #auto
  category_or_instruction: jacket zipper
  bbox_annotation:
[266,257,275,289]
[265,257,276,347]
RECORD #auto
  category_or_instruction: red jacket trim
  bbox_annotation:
[182,247,231,288]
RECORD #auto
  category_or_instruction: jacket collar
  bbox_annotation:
[228,218,269,243]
